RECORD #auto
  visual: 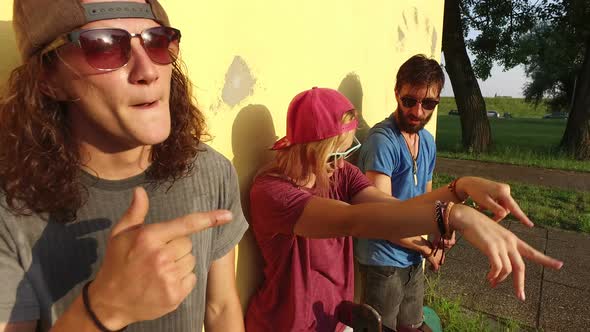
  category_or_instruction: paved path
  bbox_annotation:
[430,159,589,331]
[435,157,590,192]
[427,221,590,331]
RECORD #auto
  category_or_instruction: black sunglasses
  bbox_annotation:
[42,26,181,71]
[400,97,439,111]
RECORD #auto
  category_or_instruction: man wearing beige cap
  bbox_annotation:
[0,1,247,331]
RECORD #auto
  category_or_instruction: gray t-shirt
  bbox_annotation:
[0,144,248,332]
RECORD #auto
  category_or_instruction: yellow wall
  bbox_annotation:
[0,0,444,313]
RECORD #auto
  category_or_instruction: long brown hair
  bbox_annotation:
[272,110,356,197]
[0,53,207,222]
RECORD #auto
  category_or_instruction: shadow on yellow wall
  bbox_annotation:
[0,20,20,87]
[231,104,278,310]
[337,72,371,165]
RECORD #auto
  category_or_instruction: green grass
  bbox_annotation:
[435,114,589,172]
[433,173,590,233]
[438,96,550,119]
[425,274,530,332]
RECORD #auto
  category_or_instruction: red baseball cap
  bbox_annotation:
[272,87,357,150]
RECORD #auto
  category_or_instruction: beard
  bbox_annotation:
[396,108,433,133]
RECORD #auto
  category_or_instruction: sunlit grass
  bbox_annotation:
[435,115,589,172]
[424,274,530,332]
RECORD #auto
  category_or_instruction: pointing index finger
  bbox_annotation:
[502,196,534,227]
[517,239,563,270]
[147,210,233,242]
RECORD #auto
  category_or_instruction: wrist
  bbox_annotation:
[450,177,469,202]
[447,203,466,234]
[87,281,130,330]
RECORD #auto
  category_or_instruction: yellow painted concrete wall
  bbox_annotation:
[1,0,444,313]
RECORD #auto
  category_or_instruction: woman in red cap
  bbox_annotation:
[245,87,562,332]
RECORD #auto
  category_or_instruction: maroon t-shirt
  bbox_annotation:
[246,162,372,332]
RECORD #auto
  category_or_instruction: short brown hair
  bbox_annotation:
[394,54,445,94]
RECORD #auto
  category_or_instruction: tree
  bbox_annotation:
[562,38,590,159]
[546,0,590,159]
[519,23,579,113]
[465,0,590,159]
[442,0,492,153]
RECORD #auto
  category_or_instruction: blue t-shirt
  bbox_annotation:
[355,114,436,267]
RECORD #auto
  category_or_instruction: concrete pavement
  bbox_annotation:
[427,220,590,331]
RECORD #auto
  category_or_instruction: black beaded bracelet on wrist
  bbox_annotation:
[434,200,446,237]
[82,281,127,332]
[434,201,449,265]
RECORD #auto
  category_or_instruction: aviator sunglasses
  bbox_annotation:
[400,96,439,111]
[42,26,181,71]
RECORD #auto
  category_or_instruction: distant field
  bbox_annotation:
[435,115,589,172]
[438,96,550,119]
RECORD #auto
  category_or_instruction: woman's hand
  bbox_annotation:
[448,204,563,301]
[455,177,533,227]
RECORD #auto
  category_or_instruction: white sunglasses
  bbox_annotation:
[327,136,362,161]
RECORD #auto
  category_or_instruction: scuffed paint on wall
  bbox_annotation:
[221,56,256,107]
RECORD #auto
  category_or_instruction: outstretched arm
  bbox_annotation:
[293,194,440,240]
[357,174,533,227]
[292,185,562,300]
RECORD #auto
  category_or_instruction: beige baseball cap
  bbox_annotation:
[12,0,170,62]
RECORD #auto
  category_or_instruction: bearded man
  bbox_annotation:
[355,54,447,332]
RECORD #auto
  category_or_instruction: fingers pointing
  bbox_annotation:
[518,240,563,270]
[148,210,233,243]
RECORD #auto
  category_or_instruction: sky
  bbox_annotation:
[440,61,528,98]
[440,29,529,98]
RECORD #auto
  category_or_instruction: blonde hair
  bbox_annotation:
[273,110,357,196]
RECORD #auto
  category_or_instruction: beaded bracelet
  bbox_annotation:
[443,201,455,240]
[434,201,446,237]
[82,281,127,332]
[435,200,454,240]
